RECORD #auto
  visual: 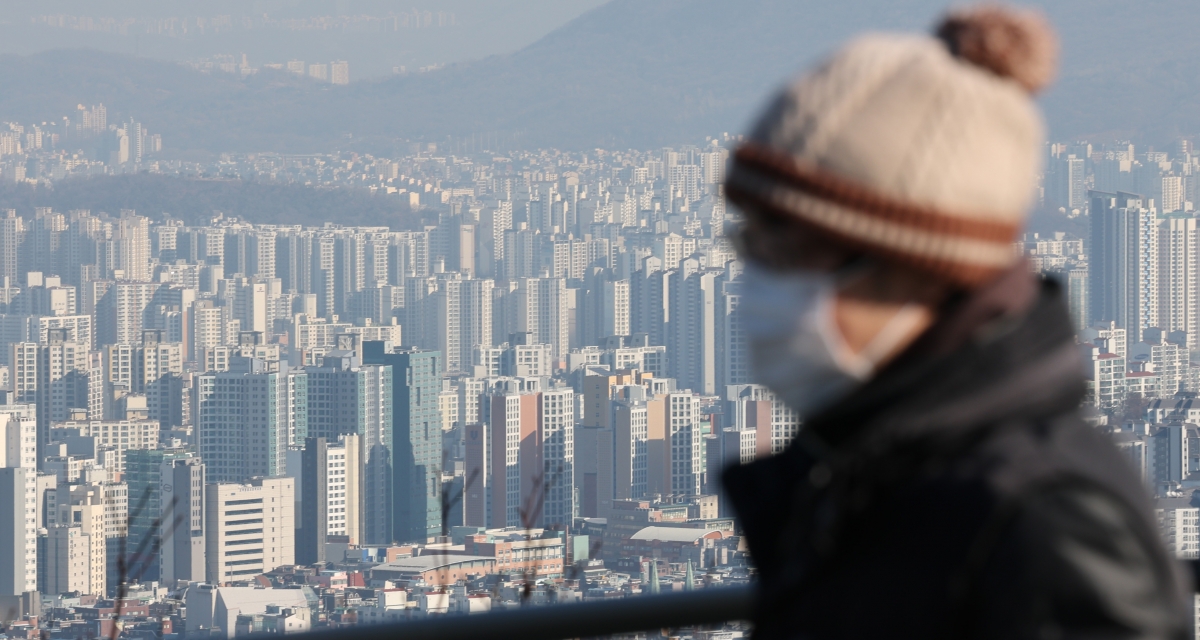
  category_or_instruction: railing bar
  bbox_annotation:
[272,585,754,640]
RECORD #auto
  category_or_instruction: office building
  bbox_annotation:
[40,524,89,596]
[205,477,295,584]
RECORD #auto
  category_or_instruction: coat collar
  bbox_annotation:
[795,270,1084,455]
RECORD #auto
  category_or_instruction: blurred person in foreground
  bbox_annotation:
[722,5,1190,638]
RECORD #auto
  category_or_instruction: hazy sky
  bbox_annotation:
[0,0,610,77]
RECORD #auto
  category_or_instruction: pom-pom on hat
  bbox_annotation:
[725,4,1057,288]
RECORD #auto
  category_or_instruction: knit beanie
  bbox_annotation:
[725,5,1057,288]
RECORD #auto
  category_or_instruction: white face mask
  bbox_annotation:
[740,262,926,417]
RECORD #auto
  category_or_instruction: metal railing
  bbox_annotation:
[274,558,1200,640]
[288,585,755,640]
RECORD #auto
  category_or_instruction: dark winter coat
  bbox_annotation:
[723,274,1192,639]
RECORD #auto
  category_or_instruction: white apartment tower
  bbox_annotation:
[109,213,151,282]
[631,257,670,347]
[0,408,37,595]
[159,456,206,585]
[331,61,350,85]
[104,329,185,426]
[52,486,109,596]
[611,385,654,501]
[10,330,92,463]
[667,392,703,496]
[296,434,362,564]
[1158,499,1200,560]
[96,282,161,347]
[430,276,494,373]
[511,277,570,361]
[190,301,229,363]
[1159,215,1200,349]
[0,210,24,282]
[539,387,575,528]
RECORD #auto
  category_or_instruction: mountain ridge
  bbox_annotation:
[0,0,1198,152]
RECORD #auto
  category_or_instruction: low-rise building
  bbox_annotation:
[463,531,565,578]
[367,555,495,587]
[622,526,728,567]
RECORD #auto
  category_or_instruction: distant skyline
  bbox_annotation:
[2,0,1200,153]
[0,0,608,78]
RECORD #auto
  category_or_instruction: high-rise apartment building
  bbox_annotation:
[104,329,185,427]
[482,378,539,529]
[469,378,575,529]
[473,339,553,379]
[307,338,392,543]
[109,213,151,282]
[539,387,575,528]
[362,342,442,544]
[1089,191,1158,342]
[190,300,229,363]
[296,434,361,564]
[1047,154,1087,212]
[666,392,702,497]
[219,277,269,335]
[0,408,37,596]
[0,210,25,282]
[611,385,656,502]
[50,485,110,596]
[579,271,630,346]
[716,272,749,392]
[428,276,493,373]
[11,329,92,459]
[224,228,276,280]
[307,63,329,82]
[96,282,161,347]
[52,419,159,474]
[506,277,569,362]
[196,358,305,483]
[1159,215,1200,349]
[724,384,801,455]
[631,257,670,347]
[668,259,720,395]
[699,147,729,185]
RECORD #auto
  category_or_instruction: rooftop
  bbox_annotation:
[373,555,494,573]
[629,526,723,543]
